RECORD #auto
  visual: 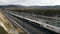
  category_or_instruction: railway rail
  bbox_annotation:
[2,10,59,34]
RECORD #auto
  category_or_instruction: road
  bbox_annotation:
[2,10,58,34]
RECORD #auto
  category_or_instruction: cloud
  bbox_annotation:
[0,0,8,5]
[0,0,60,6]
[21,0,58,6]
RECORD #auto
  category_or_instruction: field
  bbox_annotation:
[7,8,60,17]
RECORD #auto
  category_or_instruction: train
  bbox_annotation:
[5,10,60,34]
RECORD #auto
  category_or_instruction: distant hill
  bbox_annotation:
[27,5,60,9]
[0,5,25,8]
[0,5,60,9]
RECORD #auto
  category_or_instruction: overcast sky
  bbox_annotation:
[0,0,60,6]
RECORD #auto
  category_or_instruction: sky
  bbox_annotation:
[0,0,60,6]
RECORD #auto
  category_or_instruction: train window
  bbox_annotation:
[56,21,60,27]
[57,20,60,21]
[46,21,50,24]
[52,20,60,27]
[57,21,60,24]
[55,15,60,17]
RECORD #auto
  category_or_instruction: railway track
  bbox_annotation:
[2,10,59,34]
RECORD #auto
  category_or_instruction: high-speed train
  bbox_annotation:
[6,11,60,34]
[37,16,60,34]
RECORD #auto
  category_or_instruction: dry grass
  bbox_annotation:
[0,26,8,34]
[0,9,27,34]
[0,10,18,34]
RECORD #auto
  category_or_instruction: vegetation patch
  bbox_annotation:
[0,26,8,34]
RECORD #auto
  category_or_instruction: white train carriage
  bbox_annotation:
[8,11,60,34]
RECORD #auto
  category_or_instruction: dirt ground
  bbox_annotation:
[0,10,27,34]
